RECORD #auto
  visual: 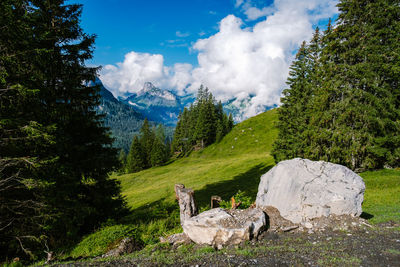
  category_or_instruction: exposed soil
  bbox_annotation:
[54,221,400,267]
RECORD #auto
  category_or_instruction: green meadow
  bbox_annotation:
[117,109,279,211]
[69,109,399,258]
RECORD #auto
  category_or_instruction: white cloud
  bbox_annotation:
[100,0,338,120]
[99,51,193,97]
[176,31,190,38]
[235,0,245,8]
[100,52,165,96]
[188,0,338,118]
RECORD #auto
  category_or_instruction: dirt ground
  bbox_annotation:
[55,220,400,267]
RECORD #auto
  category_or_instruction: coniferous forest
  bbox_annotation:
[0,0,127,261]
[273,1,400,171]
[172,86,234,155]
[124,119,171,173]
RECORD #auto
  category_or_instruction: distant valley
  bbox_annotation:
[94,79,272,151]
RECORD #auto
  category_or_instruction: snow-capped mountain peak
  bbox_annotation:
[137,82,177,101]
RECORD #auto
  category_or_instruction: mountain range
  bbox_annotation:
[93,78,272,151]
[121,82,195,126]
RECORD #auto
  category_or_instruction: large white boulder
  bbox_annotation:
[256,158,365,224]
[182,208,266,247]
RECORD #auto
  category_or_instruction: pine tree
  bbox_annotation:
[118,149,127,171]
[227,113,234,132]
[140,118,155,167]
[272,38,318,161]
[150,137,167,166]
[215,119,225,143]
[172,86,232,153]
[274,1,400,170]
[126,136,145,173]
[194,88,217,147]
[0,0,127,258]
[311,0,400,170]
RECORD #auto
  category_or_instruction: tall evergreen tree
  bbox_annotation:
[272,36,321,161]
[0,0,127,259]
[150,137,167,166]
[172,86,233,154]
[126,136,145,173]
[139,118,155,168]
[312,0,400,170]
[274,1,400,170]
[118,149,127,171]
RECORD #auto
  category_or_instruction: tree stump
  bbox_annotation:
[174,184,198,226]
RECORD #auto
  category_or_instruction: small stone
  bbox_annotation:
[326,237,332,241]
[304,222,313,229]
[347,233,352,236]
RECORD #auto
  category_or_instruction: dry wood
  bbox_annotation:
[174,184,198,226]
[211,195,222,209]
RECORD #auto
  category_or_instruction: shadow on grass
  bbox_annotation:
[360,212,374,220]
[194,163,274,208]
[123,163,274,224]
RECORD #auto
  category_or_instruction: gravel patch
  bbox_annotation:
[53,222,400,267]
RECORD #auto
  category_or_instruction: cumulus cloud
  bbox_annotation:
[100,0,338,119]
[188,0,338,118]
[100,51,193,97]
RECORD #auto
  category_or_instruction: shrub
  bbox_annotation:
[219,190,253,209]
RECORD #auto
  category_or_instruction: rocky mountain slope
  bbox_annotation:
[121,82,195,126]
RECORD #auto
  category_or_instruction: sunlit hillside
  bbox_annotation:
[116,109,279,210]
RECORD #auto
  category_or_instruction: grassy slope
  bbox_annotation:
[116,109,278,210]
[116,107,400,224]
[361,169,400,224]
[68,109,399,259]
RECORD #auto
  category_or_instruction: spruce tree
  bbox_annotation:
[0,0,127,258]
[274,1,400,170]
[216,119,225,143]
[312,0,400,170]
[118,149,127,171]
[150,137,167,166]
[140,118,155,167]
[272,39,317,161]
[172,86,232,154]
[227,113,234,131]
[126,136,145,173]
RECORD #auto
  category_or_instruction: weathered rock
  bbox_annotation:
[160,233,192,247]
[256,158,365,224]
[260,206,298,232]
[182,208,266,247]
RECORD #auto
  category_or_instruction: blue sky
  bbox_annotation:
[72,0,339,119]
[72,0,262,66]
